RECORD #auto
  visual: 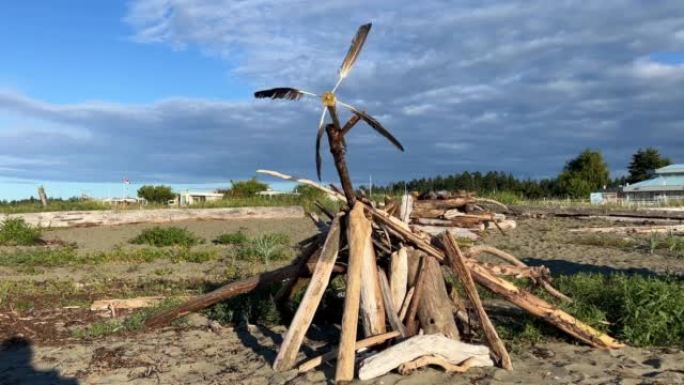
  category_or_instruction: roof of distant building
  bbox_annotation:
[624,174,684,193]
[655,164,684,175]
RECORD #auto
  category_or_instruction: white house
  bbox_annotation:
[176,191,224,206]
[623,164,684,202]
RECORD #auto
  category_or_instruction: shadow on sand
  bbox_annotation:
[0,336,78,385]
[523,257,683,280]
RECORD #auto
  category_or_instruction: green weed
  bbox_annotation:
[213,230,249,245]
[129,226,204,247]
[0,218,42,246]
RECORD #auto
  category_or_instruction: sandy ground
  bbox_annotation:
[486,217,684,276]
[42,218,319,254]
[1,216,683,384]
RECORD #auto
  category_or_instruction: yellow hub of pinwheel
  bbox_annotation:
[321,91,336,107]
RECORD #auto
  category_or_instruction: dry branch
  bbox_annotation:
[442,233,512,370]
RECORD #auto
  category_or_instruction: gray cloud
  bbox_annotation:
[2,0,684,186]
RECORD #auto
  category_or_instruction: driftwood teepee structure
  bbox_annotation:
[146,23,623,383]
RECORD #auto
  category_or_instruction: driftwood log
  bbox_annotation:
[358,334,494,380]
[335,202,366,382]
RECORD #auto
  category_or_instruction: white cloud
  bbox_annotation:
[2,1,684,184]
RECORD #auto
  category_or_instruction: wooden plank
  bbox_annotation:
[442,232,512,370]
[273,214,343,371]
[359,222,387,337]
[335,202,366,383]
[389,247,408,311]
[399,193,413,223]
[377,268,408,337]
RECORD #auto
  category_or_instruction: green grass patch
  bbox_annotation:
[0,218,42,246]
[129,226,204,247]
[0,245,219,267]
[213,230,249,245]
[495,273,684,348]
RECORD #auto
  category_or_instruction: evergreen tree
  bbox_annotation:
[627,148,672,184]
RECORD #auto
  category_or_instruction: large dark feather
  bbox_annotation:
[354,110,404,152]
[339,23,372,79]
[254,87,307,100]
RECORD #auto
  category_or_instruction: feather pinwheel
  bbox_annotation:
[254,23,404,180]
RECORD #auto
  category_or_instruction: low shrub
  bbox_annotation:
[0,218,42,246]
[129,226,203,247]
[213,230,249,245]
[236,233,291,265]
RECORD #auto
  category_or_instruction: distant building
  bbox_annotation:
[589,191,620,205]
[176,191,224,206]
[101,197,141,205]
[623,164,684,202]
[257,188,292,197]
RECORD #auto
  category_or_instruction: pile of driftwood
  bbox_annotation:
[384,191,516,240]
[145,170,623,383]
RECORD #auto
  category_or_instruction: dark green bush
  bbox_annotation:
[224,178,268,198]
[0,218,42,246]
[137,185,176,204]
[129,226,203,247]
[213,230,249,245]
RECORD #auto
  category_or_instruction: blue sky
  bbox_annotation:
[0,2,249,103]
[1,1,683,199]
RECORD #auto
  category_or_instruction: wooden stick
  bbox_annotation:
[377,268,408,337]
[273,214,343,371]
[335,202,366,383]
[398,286,415,321]
[405,255,426,336]
[297,331,400,373]
[467,245,572,303]
[326,122,356,206]
[389,247,408,311]
[442,232,512,370]
[256,169,344,201]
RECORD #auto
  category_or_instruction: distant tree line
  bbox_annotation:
[371,147,672,199]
